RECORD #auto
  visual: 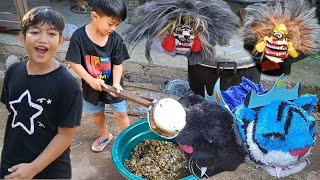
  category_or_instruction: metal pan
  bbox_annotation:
[101,84,186,139]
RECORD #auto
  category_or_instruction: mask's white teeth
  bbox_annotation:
[275,167,282,178]
[201,166,207,177]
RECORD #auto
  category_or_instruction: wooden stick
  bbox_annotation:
[101,84,152,108]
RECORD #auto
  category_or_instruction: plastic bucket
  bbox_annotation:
[112,119,197,180]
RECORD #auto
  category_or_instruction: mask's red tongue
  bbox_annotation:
[179,144,193,154]
[36,48,47,54]
[290,147,310,157]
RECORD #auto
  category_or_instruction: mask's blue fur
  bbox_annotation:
[235,94,318,177]
[176,95,245,177]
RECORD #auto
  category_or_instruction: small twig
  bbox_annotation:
[71,142,82,149]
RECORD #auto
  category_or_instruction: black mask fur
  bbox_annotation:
[176,95,245,177]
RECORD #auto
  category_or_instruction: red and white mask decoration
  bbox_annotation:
[161,16,202,54]
[254,23,299,71]
[173,25,196,51]
[264,26,290,63]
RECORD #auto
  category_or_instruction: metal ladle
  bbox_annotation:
[101,84,186,139]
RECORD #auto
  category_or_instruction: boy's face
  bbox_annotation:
[92,12,120,36]
[19,23,64,64]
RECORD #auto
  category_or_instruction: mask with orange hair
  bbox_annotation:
[243,0,320,75]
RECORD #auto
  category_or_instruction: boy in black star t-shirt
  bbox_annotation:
[66,0,130,152]
[0,6,83,179]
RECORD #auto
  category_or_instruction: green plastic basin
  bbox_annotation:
[111,119,197,180]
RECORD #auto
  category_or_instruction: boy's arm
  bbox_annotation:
[112,64,124,93]
[68,61,105,91]
[4,127,76,179]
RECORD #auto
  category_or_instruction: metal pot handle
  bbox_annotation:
[217,61,238,74]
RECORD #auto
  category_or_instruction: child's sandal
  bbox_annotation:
[91,133,113,152]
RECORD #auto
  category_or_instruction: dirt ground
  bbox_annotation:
[0,79,319,180]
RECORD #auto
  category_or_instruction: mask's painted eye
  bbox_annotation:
[309,121,315,130]
[263,132,285,140]
[274,32,283,39]
[175,28,182,34]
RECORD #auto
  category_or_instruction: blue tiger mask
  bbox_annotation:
[235,94,318,178]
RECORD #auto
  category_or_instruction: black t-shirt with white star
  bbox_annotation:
[0,60,83,179]
[66,26,130,105]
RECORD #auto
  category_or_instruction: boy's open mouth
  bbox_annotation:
[35,46,49,54]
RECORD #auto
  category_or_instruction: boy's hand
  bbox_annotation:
[88,77,106,91]
[5,163,37,179]
[109,83,123,97]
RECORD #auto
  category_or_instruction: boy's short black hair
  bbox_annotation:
[20,6,65,36]
[92,0,127,22]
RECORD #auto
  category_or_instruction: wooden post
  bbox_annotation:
[14,0,28,19]
[0,0,28,31]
